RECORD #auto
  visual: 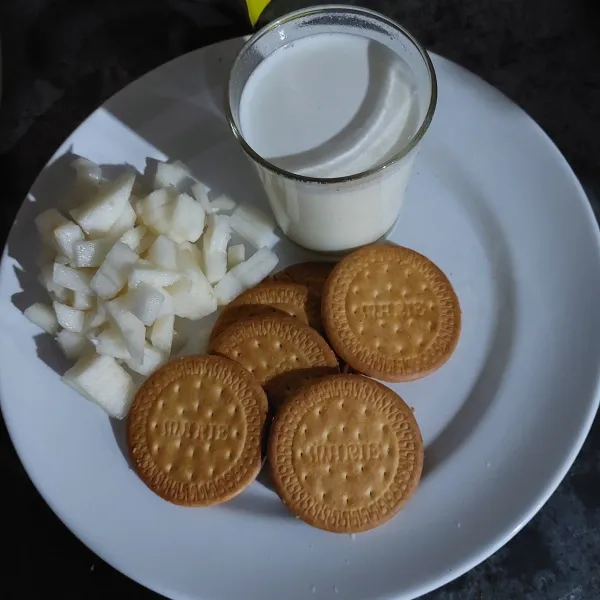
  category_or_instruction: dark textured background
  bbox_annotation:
[1,1,599,599]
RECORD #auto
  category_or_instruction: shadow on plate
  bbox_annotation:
[102,37,270,213]
[422,147,518,478]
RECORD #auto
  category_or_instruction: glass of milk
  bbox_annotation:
[226,5,437,254]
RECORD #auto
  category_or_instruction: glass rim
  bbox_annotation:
[224,4,438,185]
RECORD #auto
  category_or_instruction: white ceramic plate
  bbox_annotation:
[2,37,600,600]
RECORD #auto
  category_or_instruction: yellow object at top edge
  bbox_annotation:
[246,0,272,25]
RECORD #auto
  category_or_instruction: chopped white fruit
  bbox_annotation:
[213,272,246,305]
[53,301,85,333]
[150,314,174,354]
[136,188,175,235]
[35,209,70,246]
[147,235,178,270]
[53,221,85,260]
[227,244,245,269]
[71,157,102,182]
[125,343,167,375]
[157,288,175,317]
[83,300,107,331]
[72,291,93,311]
[129,266,180,289]
[53,263,92,293]
[69,172,136,237]
[136,258,154,268]
[24,303,59,335]
[154,160,193,190]
[231,246,279,287]
[56,330,93,360]
[210,194,237,212]
[230,205,279,249]
[138,230,156,255]
[105,299,145,364]
[96,326,131,359]
[167,273,216,320]
[179,241,203,266]
[106,202,137,240]
[62,355,135,419]
[90,242,138,299]
[177,242,204,279]
[172,328,187,353]
[38,264,70,302]
[169,193,205,243]
[119,225,148,253]
[203,214,231,284]
[191,181,213,214]
[73,239,111,268]
[123,283,165,325]
[213,247,278,305]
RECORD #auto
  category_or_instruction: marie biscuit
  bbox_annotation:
[269,374,424,533]
[127,355,268,507]
[210,282,318,342]
[209,314,339,408]
[322,244,461,382]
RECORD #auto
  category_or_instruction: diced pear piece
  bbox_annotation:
[71,157,102,181]
[119,225,148,253]
[62,354,135,419]
[154,160,192,190]
[203,214,230,284]
[73,239,111,268]
[105,299,145,364]
[72,291,93,310]
[213,272,246,306]
[83,300,107,332]
[125,343,167,375]
[106,201,137,240]
[191,181,213,214]
[53,301,85,333]
[69,172,136,237]
[24,303,59,335]
[167,272,216,320]
[38,264,71,302]
[123,283,165,326]
[230,205,279,249]
[150,314,174,354]
[53,263,92,293]
[210,194,237,212]
[56,330,93,360]
[227,244,245,269]
[90,242,138,299]
[35,209,70,246]
[213,247,278,305]
[169,193,205,243]
[136,188,174,235]
[96,326,131,360]
[147,235,178,270]
[53,220,85,260]
[128,266,180,289]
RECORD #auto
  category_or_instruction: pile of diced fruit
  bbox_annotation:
[25,158,279,419]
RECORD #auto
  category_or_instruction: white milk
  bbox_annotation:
[239,33,423,252]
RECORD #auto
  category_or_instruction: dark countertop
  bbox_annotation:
[1,1,599,599]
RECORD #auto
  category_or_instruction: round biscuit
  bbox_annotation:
[269,374,424,533]
[209,315,339,408]
[210,282,319,342]
[322,244,461,381]
[127,355,268,507]
[272,261,335,296]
